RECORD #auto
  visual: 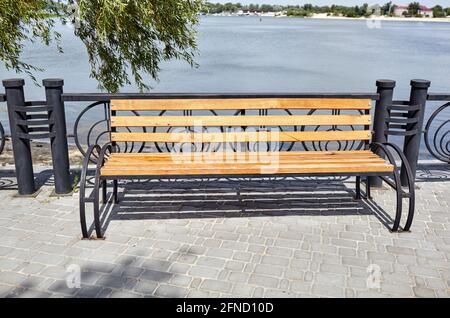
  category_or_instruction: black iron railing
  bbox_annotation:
[425,94,450,164]
[3,77,445,196]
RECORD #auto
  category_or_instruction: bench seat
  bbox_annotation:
[100,150,394,177]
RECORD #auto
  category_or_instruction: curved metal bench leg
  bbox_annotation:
[93,169,103,239]
[389,143,416,232]
[365,177,371,199]
[79,145,101,239]
[372,142,415,233]
[92,143,114,239]
[102,180,107,203]
[403,192,415,232]
[355,176,362,200]
[391,169,403,232]
[113,179,119,204]
[79,178,89,239]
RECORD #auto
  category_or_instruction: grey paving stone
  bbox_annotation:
[140,269,172,283]
[14,288,52,298]
[187,290,210,298]
[254,264,283,277]
[319,263,348,275]
[47,280,79,296]
[413,286,436,298]
[141,259,172,272]
[248,274,279,289]
[109,290,142,298]
[231,283,254,297]
[200,279,232,293]
[380,283,413,297]
[229,272,249,283]
[96,275,137,290]
[0,167,449,298]
[197,256,226,268]
[386,245,415,256]
[315,272,346,286]
[169,275,192,287]
[312,283,345,297]
[189,266,219,279]
[206,248,233,259]
[261,255,289,266]
[0,272,28,286]
[133,280,158,295]
[169,263,191,275]
[76,285,104,298]
[232,251,252,262]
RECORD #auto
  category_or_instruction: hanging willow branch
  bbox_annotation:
[0,0,203,92]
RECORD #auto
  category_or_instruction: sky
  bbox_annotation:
[213,0,450,6]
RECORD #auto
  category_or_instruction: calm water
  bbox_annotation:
[1,17,450,157]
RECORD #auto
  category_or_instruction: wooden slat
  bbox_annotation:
[108,152,380,162]
[105,151,388,167]
[111,115,371,127]
[107,151,382,162]
[111,130,371,143]
[110,150,377,159]
[111,98,372,111]
[105,158,387,166]
[101,163,393,176]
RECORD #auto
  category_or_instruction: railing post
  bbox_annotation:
[43,79,72,194]
[369,79,396,188]
[401,79,431,186]
[2,79,36,195]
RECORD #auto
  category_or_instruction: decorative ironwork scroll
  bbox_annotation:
[73,101,147,160]
[0,121,5,155]
[424,102,450,163]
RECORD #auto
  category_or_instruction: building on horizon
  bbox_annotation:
[394,4,434,17]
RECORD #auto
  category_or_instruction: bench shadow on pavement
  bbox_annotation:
[416,163,450,183]
[81,176,403,238]
[0,169,55,191]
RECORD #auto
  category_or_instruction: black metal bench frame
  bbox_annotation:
[79,100,416,239]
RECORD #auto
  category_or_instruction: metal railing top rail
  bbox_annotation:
[62,92,380,102]
[427,94,450,101]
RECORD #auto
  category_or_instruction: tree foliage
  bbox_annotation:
[0,0,63,83]
[0,0,203,92]
[433,5,446,17]
[408,2,421,16]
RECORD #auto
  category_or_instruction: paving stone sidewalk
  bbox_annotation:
[0,164,449,298]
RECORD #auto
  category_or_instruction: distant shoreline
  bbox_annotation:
[308,13,450,23]
[205,14,450,24]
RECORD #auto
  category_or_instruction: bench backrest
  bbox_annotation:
[110,98,372,152]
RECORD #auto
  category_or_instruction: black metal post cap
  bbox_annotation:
[2,78,25,88]
[410,79,431,89]
[376,79,396,89]
[43,79,64,88]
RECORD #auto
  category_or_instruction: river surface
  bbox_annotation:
[1,17,450,158]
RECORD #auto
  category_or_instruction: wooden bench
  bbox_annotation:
[79,98,415,239]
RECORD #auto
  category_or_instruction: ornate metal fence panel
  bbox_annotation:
[425,94,450,163]
[64,93,380,163]
[72,101,148,161]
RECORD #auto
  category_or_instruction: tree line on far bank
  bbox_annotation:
[201,2,450,18]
